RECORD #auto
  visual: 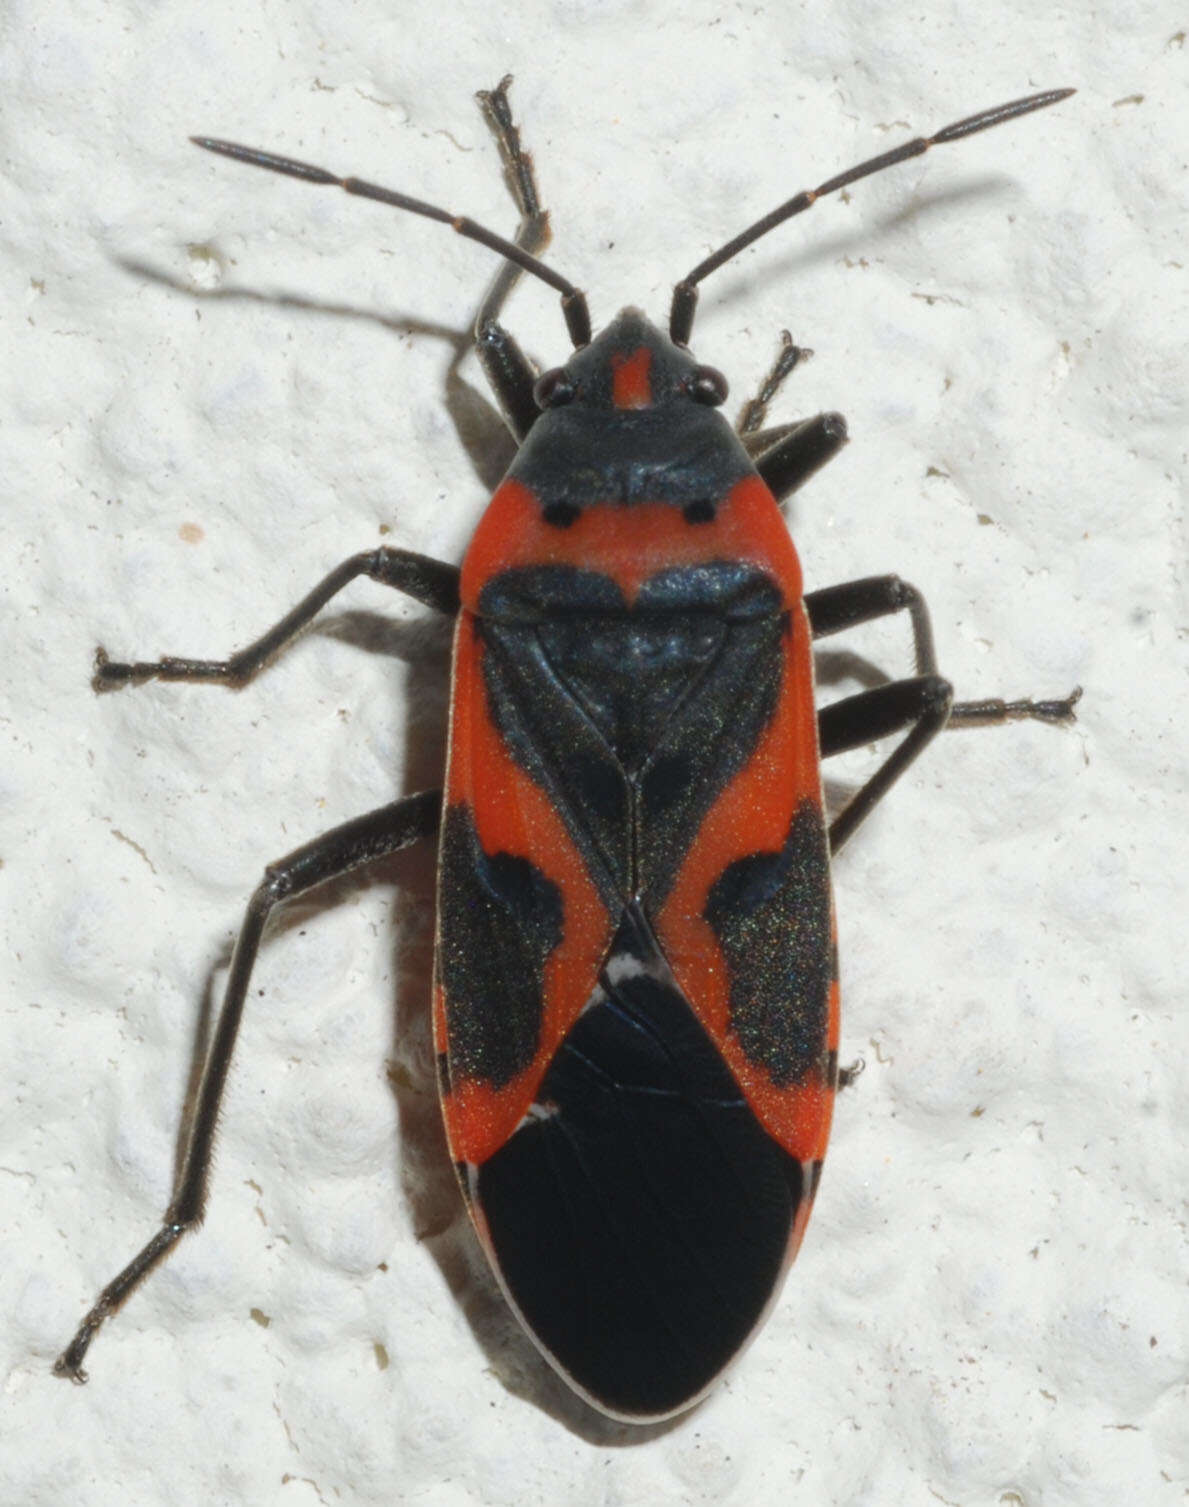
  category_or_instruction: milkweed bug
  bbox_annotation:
[56,78,1080,1421]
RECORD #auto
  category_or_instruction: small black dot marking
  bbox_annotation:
[682,499,716,524]
[543,501,582,528]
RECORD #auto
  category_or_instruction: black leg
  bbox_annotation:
[820,676,953,852]
[740,420,802,460]
[806,575,939,671]
[806,574,1080,851]
[736,330,811,436]
[94,546,460,692]
[753,412,849,502]
[471,77,552,440]
[732,331,848,502]
[54,788,442,1383]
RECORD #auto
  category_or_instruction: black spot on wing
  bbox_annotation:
[704,798,832,1087]
[476,911,803,1419]
[438,802,562,1089]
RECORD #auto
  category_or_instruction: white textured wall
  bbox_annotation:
[3,3,1185,1503]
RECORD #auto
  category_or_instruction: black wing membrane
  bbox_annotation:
[476,907,803,1419]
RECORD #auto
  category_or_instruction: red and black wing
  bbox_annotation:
[435,472,838,1418]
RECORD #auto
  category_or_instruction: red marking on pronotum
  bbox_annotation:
[610,346,653,408]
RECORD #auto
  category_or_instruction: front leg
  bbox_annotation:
[752,412,849,502]
[471,76,553,441]
[732,331,848,502]
[95,546,460,693]
[736,330,811,437]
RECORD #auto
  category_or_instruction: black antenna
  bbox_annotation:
[190,135,593,348]
[669,87,1075,346]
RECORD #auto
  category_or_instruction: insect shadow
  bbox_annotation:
[115,255,521,491]
[710,174,1026,322]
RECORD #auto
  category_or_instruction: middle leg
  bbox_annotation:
[805,574,1079,851]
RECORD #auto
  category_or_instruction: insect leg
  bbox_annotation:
[806,575,1079,851]
[735,332,848,497]
[472,76,557,440]
[945,688,1083,728]
[751,411,848,502]
[740,421,802,457]
[736,330,812,436]
[806,574,940,666]
[806,575,1080,720]
[819,673,1080,853]
[818,676,953,852]
[94,546,460,692]
[54,788,442,1383]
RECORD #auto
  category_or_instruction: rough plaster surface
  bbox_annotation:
[2,3,1185,1504]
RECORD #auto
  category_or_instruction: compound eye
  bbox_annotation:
[689,365,728,406]
[533,368,577,409]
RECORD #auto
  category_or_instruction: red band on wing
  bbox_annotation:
[462,474,802,608]
[654,576,838,1162]
[438,613,614,1165]
[447,472,834,1164]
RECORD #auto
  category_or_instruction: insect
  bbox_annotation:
[57,79,1080,1421]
